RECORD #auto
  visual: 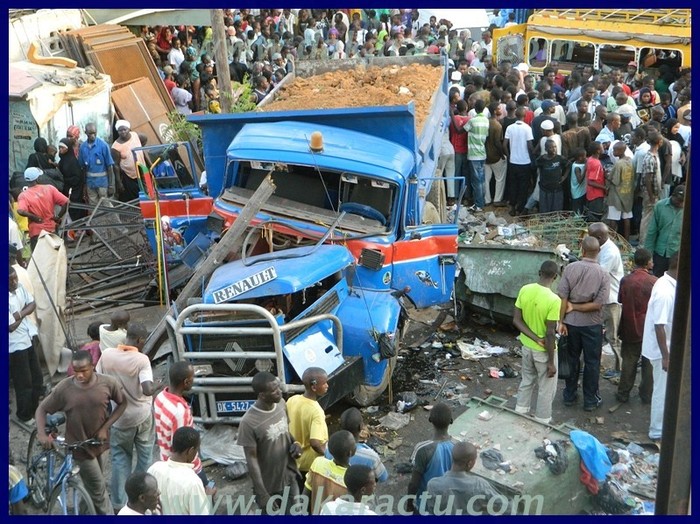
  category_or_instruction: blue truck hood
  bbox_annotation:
[227,121,415,183]
[204,244,353,304]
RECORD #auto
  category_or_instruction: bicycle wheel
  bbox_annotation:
[47,478,96,515]
[26,449,62,510]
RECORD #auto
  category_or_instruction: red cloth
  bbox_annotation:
[449,115,470,154]
[585,156,606,201]
[67,341,102,377]
[579,461,599,495]
[17,184,69,238]
[618,269,658,342]
[524,109,535,127]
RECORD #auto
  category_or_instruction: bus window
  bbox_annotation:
[497,33,524,66]
[599,44,636,73]
[639,47,683,71]
[551,39,596,72]
[528,37,548,67]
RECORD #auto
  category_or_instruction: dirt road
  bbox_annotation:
[11,306,656,515]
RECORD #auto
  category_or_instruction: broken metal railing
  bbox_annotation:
[63,197,158,318]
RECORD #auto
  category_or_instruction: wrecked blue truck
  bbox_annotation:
[137,54,463,423]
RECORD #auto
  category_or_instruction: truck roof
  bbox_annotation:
[204,244,354,304]
[227,121,414,183]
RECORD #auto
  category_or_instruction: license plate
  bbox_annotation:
[216,400,255,414]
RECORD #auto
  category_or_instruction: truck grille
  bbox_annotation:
[285,291,340,343]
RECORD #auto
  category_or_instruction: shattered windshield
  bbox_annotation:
[224,161,396,234]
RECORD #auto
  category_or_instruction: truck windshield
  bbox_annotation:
[224,160,396,234]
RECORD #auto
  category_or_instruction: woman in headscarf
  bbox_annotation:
[66,125,81,158]
[26,137,53,170]
[635,87,654,123]
[111,120,145,202]
[57,138,86,221]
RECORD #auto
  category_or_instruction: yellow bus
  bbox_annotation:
[493,9,691,75]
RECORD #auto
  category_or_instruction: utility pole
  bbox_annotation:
[210,9,233,113]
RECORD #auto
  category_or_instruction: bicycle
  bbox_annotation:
[25,412,100,515]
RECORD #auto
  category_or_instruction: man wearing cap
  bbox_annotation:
[111,120,145,202]
[644,185,684,277]
[531,100,559,145]
[623,61,641,92]
[16,167,69,250]
[78,122,116,206]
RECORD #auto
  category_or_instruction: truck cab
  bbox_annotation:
[138,55,461,421]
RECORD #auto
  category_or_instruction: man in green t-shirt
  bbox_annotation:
[512,260,562,424]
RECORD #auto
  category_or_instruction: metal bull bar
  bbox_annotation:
[166,303,344,424]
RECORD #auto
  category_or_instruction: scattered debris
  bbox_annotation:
[396,392,418,413]
[457,338,510,360]
[387,438,403,450]
[478,410,493,421]
[378,412,411,431]
[364,405,380,414]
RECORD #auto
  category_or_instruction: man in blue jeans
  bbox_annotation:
[557,236,610,411]
[96,322,163,513]
[464,99,490,212]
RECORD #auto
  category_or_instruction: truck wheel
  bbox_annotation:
[426,179,446,223]
[348,356,397,406]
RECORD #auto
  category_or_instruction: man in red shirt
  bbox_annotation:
[16,167,69,250]
[584,142,606,222]
[153,361,208,486]
[616,248,657,404]
[449,99,470,206]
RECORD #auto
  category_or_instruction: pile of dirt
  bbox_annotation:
[259,63,443,134]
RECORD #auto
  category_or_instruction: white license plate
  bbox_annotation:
[216,400,255,413]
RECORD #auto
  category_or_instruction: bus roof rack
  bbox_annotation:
[532,9,690,27]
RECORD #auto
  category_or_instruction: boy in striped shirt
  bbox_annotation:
[153,361,207,484]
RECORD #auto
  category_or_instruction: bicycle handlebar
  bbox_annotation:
[54,437,104,451]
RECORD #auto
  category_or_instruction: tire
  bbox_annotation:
[26,449,62,510]
[26,429,41,469]
[48,478,96,515]
[349,356,397,406]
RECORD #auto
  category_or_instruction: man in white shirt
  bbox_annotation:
[588,223,625,379]
[504,107,534,216]
[9,266,44,425]
[117,472,162,515]
[148,427,214,515]
[641,252,678,441]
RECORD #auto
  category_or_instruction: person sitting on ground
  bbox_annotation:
[320,464,377,515]
[325,407,388,483]
[147,427,214,515]
[425,441,511,515]
[99,310,130,351]
[303,429,356,515]
[406,402,458,514]
[67,320,104,376]
[118,472,162,515]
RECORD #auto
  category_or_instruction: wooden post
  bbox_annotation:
[210,9,233,114]
[143,174,276,357]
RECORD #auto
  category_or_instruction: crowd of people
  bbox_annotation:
[9,7,689,516]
